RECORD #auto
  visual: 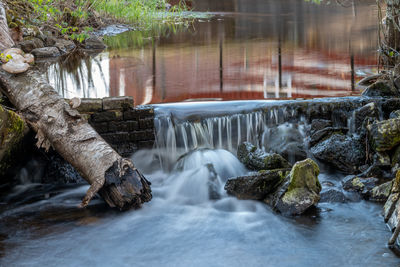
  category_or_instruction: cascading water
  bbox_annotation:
[1,100,400,266]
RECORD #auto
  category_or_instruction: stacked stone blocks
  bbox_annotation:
[72,96,155,157]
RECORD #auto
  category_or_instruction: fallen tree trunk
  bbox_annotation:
[0,68,152,210]
[0,1,14,50]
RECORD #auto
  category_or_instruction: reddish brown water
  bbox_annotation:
[47,0,379,105]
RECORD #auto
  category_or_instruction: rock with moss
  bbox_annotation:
[310,134,365,174]
[341,175,378,194]
[368,118,400,152]
[0,105,29,178]
[237,142,291,171]
[273,159,321,215]
[370,181,393,202]
[362,80,400,97]
[224,168,291,200]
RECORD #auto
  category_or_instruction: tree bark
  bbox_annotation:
[0,68,152,210]
[0,1,14,50]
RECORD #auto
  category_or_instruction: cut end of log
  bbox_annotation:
[98,159,152,210]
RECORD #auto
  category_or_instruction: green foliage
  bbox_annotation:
[0,53,13,63]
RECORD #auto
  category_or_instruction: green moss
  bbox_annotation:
[287,158,320,193]
[7,110,25,135]
[351,177,364,190]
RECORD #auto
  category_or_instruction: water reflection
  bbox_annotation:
[47,0,378,104]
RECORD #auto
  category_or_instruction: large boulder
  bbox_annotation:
[274,159,321,215]
[362,80,400,97]
[308,127,347,147]
[237,142,291,171]
[368,118,400,152]
[224,168,290,200]
[310,134,365,174]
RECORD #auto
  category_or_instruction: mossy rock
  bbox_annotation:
[368,118,400,152]
[237,142,291,171]
[274,158,321,215]
[370,181,393,202]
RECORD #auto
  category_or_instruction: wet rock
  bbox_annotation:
[19,38,44,53]
[320,188,347,203]
[309,119,332,135]
[274,158,321,215]
[31,47,60,58]
[362,80,400,97]
[373,152,391,167]
[224,169,290,200]
[309,127,347,147]
[84,36,106,50]
[390,110,400,119]
[368,118,400,152]
[237,142,291,171]
[311,134,365,174]
[342,175,378,193]
[351,103,379,133]
[54,39,76,54]
[370,181,393,202]
[43,154,85,184]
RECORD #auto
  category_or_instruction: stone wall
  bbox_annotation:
[72,96,155,157]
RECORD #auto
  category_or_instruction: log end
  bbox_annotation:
[99,159,152,211]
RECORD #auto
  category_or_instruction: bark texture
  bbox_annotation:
[0,1,14,50]
[0,68,152,210]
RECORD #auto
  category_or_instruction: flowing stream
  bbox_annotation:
[1,0,399,266]
[1,101,400,266]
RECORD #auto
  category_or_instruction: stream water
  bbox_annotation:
[1,0,400,266]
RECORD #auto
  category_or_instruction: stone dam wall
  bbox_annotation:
[72,96,155,157]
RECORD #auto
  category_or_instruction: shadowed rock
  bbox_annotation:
[225,169,290,200]
[311,134,365,174]
[237,142,291,171]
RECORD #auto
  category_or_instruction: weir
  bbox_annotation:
[153,97,400,167]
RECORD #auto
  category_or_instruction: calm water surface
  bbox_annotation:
[47,0,378,104]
